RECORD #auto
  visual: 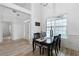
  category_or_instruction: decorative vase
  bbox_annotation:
[50,26,53,42]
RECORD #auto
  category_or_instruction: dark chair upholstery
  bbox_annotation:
[53,34,61,55]
[52,36,58,55]
[32,33,61,56]
[41,36,58,56]
[42,35,60,56]
[58,34,61,51]
[32,33,42,55]
[33,33,41,39]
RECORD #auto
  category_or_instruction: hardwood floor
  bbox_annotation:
[0,39,32,56]
[0,39,78,56]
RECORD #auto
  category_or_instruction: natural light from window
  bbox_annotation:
[46,15,67,39]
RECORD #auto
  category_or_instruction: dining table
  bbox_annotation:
[32,37,54,56]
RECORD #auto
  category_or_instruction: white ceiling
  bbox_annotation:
[0,3,31,22]
[14,3,31,10]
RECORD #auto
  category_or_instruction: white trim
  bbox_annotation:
[0,3,32,15]
[24,19,30,23]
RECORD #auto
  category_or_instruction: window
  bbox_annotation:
[46,16,67,39]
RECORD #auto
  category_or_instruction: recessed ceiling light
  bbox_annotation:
[13,10,16,13]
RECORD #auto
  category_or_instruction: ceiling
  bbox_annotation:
[0,5,31,22]
[0,3,31,22]
[14,3,31,10]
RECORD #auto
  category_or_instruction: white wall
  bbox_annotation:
[41,3,54,32]
[31,3,42,39]
[55,3,79,51]
[24,21,31,39]
[24,22,29,39]
[2,22,11,37]
[0,22,3,42]
[12,19,24,40]
[41,3,79,51]
[54,3,79,35]
[0,6,3,42]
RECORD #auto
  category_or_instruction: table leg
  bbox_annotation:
[39,46,41,55]
[51,48,53,56]
[42,47,44,54]
[32,41,35,52]
[48,46,50,56]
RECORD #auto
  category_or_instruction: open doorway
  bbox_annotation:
[24,20,31,42]
[2,21,12,42]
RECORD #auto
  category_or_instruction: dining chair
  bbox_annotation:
[41,36,58,56]
[53,34,62,55]
[57,34,61,52]
[32,33,44,55]
[52,35,59,56]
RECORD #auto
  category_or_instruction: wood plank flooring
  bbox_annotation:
[0,39,78,56]
[0,39,32,56]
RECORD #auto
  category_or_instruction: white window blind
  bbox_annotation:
[46,16,67,39]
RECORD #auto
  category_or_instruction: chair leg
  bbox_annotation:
[33,43,36,53]
[51,48,53,56]
[39,46,41,55]
[42,47,44,55]
[57,47,59,53]
[32,41,35,52]
[48,46,50,56]
[59,46,61,51]
[55,48,57,56]
[59,41,61,51]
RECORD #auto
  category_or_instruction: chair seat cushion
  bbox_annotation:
[36,38,46,42]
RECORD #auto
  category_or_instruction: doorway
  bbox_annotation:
[24,20,31,41]
[2,21,12,42]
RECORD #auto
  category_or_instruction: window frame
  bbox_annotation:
[46,16,67,39]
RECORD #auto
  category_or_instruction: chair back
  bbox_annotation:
[33,33,41,39]
[52,36,58,47]
[53,36,58,42]
[58,34,61,40]
[58,34,61,50]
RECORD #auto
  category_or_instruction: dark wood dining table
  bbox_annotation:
[32,38,54,56]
